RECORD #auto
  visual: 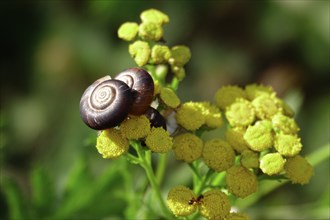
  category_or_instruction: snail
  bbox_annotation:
[145,107,167,130]
[115,68,154,115]
[79,77,133,130]
[80,68,155,130]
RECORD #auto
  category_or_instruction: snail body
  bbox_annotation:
[115,68,154,115]
[80,78,133,130]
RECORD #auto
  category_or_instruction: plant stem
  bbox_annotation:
[155,153,168,185]
[131,141,173,219]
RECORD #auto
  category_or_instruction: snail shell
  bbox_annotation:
[80,77,133,130]
[145,107,167,130]
[115,68,154,115]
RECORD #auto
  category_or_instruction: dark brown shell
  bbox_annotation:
[79,78,133,130]
[145,107,167,130]
[115,68,154,115]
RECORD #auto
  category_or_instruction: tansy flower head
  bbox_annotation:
[138,22,163,41]
[252,93,282,120]
[214,85,246,110]
[151,45,171,64]
[172,133,203,163]
[168,45,191,67]
[226,165,258,198]
[145,127,172,153]
[244,120,274,152]
[225,98,255,127]
[117,22,139,41]
[260,152,285,176]
[167,185,197,217]
[159,87,180,108]
[199,189,231,220]
[96,128,129,159]
[272,113,300,135]
[195,102,223,129]
[227,212,250,220]
[203,139,235,172]
[140,8,169,25]
[175,102,205,131]
[225,128,250,153]
[277,98,295,117]
[129,40,151,67]
[285,155,313,185]
[245,84,275,100]
[240,149,259,169]
[274,133,302,157]
[120,115,151,140]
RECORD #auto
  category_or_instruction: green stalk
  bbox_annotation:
[155,153,168,185]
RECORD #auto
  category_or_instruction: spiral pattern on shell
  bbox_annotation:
[115,68,154,115]
[80,78,133,130]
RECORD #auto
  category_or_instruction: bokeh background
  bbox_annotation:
[1,1,329,219]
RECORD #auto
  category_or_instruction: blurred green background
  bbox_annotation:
[0,1,329,219]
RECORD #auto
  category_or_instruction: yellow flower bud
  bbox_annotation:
[171,66,186,81]
[173,133,203,163]
[129,40,151,67]
[225,128,250,153]
[140,8,169,25]
[139,22,163,41]
[168,45,191,66]
[96,129,129,159]
[241,149,259,169]
[151,45,171,64]
[195,102,223,129]
[199,189,231,220]
[245,84,274,100]
[285,155,313,185]
[274,133,302,157]
[120,115,151,140]
[160,87,180,108]
[272,113,300,135]
[214,85,246,110]
[244,120,274,152]
[145,127,172,153]
[175,102,205,131]
[225,98,255,127]
[167,185,197,217]
[252,93,282,120]
[117,22,139,41]
[260,153,285,175]
[203,139,235,172]
[226,165,258,198]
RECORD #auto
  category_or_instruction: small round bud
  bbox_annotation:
[151,45,171,64]
[167,185,197,217]
[214,85,246,110]
[226,165,258,198]
[199,189,231,220]
[225,98,255,127]
[274,133,302,157]
[140,8,169,25]
[244,120,274,152]
[145,127,172,153]
[117,22,139,41]
[175,102,205,131]
[260,152,285,175]
[173,133,203,163]
[241,149,259,169]
[129,41,151,67]
[196,102,223,129]
[139,22,163,41]
[168,45,191,66]
[96,128,129,159]
[285,155,313,185]
[203,139,235,172]
[120,115,151,140]
[252,93,281,120]
[159,87,180,108]
[272,113,299,135]
[245,84,274,100]
[225,128,250,153]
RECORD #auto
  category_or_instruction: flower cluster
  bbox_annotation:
[80,8,314,220]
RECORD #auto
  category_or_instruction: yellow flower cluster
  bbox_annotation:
[167,186,232,219]
[215,84,313,184]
